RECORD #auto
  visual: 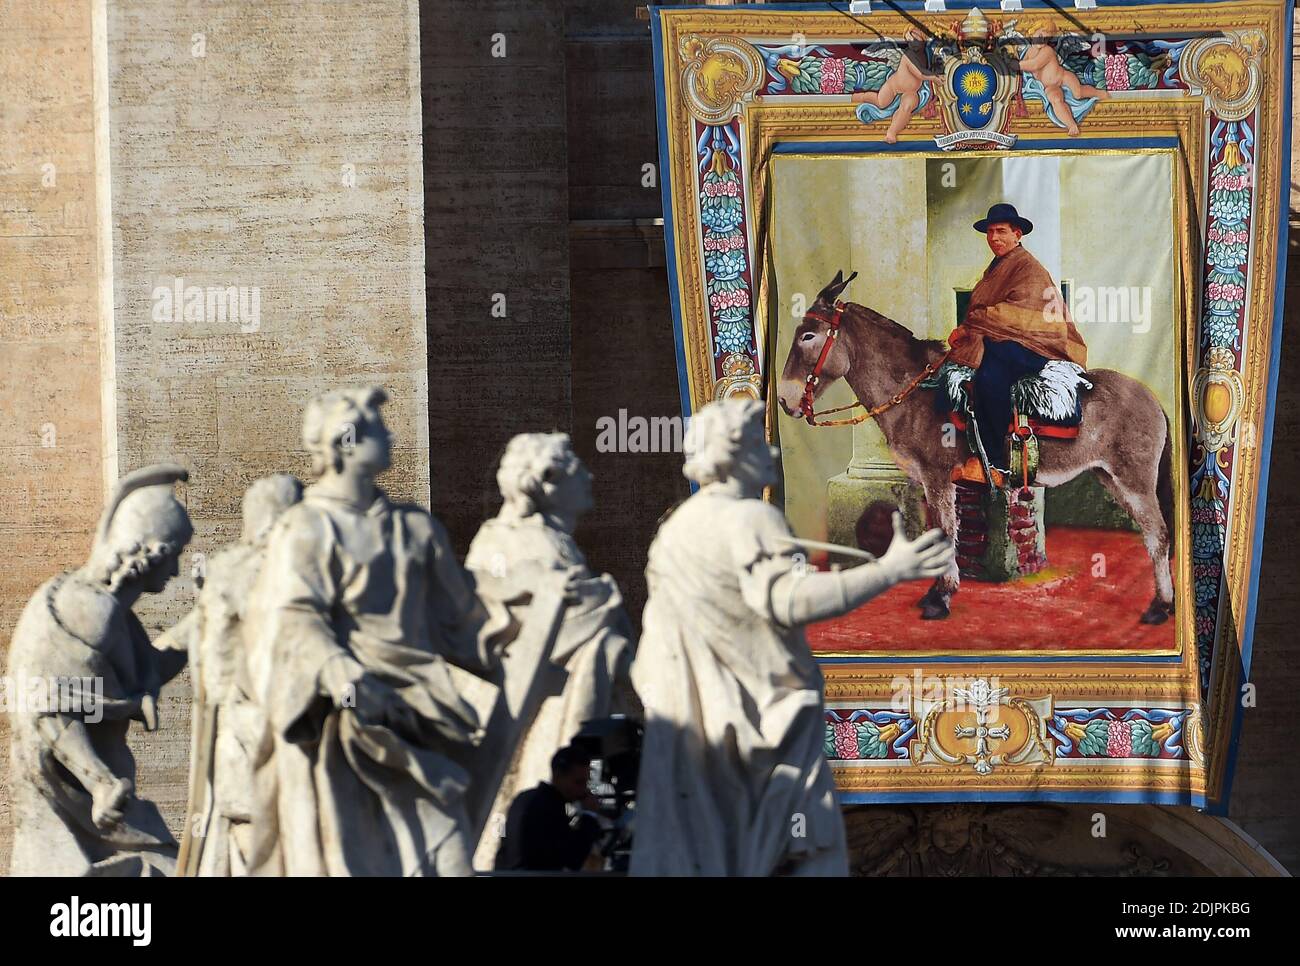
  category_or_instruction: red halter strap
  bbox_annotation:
[798,301,846,424]
[797,301,949,428]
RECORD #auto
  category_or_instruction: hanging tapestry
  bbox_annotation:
[650,0,1292,808]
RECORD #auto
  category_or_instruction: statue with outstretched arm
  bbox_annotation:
[629,399,953,877]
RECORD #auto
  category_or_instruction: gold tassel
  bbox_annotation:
[711,147,728,177]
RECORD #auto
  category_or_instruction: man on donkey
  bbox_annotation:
[947,203,1088,486]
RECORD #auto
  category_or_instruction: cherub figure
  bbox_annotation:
[852,29,941,143]
[1014,28,1109,135]
[6,465,193,876]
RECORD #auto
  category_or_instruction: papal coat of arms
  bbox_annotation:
[847,7,1109,149]
[932,9,1021,149]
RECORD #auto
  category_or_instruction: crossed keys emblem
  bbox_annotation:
[952,680,1011,775]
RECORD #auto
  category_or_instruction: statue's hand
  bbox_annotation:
[351,673,405,729]
[878,511,954,583]
[140,693,158,732]
[561,564,591,604]
[91,777,133,831]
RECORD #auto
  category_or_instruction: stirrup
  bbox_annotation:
[951,456,1005,488]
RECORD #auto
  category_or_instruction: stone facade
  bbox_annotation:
[0,0,429,868]
[0,0,112,867]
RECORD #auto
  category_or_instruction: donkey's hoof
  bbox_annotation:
[917,587,939,608]
[1140,602,1170,625]
[921,599,950,620]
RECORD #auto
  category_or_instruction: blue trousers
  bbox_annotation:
[972,339,1049,469]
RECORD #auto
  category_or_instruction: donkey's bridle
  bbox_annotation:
[798,300,949,427]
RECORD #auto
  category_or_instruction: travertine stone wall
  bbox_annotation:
[107,0,430,844]
[0,0,112,868]
[421,0,572,552]
[0,0,430,865]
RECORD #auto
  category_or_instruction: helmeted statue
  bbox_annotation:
[6,464,193,876]
[243,386,511,876]
[629,399,953,876]
[158,473,303,876]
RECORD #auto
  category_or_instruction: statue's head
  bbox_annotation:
[241,473,303,545]
[91,464,194,595]
[496,432,592,525]
[928,805,975,856]
[302,386,392,479]
[682,398,777,492]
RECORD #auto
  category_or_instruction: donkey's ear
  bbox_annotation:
[817,269,858,304]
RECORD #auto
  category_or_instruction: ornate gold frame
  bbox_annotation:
[651,1,1291,807]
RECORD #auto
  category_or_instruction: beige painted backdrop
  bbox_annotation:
[770,155,927,540]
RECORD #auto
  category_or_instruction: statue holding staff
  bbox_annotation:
[466,433,634,868]
[157,473,302,876]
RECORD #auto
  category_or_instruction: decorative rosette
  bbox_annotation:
[786,54,891,95]
[823,717,896,760]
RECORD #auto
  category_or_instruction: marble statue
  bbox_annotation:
[465,432,634,868]
[242,386,512,876]
[155,473,302,876]
[5,464,193,876]
[629,399,955,876]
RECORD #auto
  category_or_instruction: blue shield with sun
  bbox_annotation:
[953,61,997,129]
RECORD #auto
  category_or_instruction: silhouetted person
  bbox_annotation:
[495,746,602,872]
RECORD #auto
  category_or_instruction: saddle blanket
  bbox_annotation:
[923,359,1094,434]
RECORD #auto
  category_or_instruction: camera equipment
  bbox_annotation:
[571,714,641,871]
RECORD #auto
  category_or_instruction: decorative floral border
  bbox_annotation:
[695,119,757,362]
[825,709,916,761]
[1049,707,1191,760]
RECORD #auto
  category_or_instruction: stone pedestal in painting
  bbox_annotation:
[955,483,1047,581]
[826,419,927,553]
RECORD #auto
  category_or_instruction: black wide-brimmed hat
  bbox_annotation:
[973,202,1033,235]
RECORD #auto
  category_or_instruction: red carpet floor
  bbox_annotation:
[806,526,1178,654]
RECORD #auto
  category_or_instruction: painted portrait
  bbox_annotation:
[769,151,1184,657]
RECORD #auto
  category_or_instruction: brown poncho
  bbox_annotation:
[947,243,1088,369]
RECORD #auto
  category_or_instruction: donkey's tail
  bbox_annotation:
[1157,410,1174,555]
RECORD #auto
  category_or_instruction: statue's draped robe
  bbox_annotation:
[465,515,633,868]
[162,542,269,876]
[6,575,177,876]
[629,492,847,877]
[947,243,1088,369]
[245,489,508,876]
